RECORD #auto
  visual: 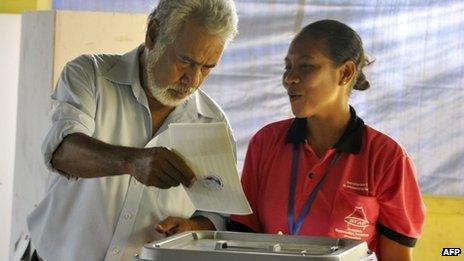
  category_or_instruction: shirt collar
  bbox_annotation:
[169,90,217,121]
[285,106,365,154]
[103,45,143,86]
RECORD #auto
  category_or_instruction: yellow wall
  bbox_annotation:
[36,0,52,10]
[414,195,464,260]
[0,0,51,13]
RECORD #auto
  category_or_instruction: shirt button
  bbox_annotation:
[124,212,133,220]
[132,179,139,186]
[112,246,120,255]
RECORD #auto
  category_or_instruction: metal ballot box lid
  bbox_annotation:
[134,231,376,261]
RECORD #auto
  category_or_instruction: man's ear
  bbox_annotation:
[145,19,160,50]
[338,60,356,86]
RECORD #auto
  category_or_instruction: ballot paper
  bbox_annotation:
[169,122,252,215]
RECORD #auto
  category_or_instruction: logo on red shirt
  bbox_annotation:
[345,206,370,230]
[335,206,370,240]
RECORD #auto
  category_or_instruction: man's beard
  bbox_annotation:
[145,47,196,107]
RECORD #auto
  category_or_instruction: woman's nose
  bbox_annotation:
[283,70,300,86]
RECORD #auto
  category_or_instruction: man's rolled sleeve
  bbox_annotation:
[41,55,97,178]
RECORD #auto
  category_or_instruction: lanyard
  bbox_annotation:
[287,143,341,235]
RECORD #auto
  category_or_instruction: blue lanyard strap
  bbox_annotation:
[287,143,341,235]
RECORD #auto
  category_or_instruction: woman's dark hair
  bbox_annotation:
[295,19,371,91]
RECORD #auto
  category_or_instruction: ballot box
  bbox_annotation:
[133,231,376,260]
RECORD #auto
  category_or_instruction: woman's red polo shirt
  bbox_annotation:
[231,107,425,253]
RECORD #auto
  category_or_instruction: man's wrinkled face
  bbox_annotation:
[146,19,224,107]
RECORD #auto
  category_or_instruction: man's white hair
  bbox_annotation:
[148,0,238,50]
[145,0,238,107]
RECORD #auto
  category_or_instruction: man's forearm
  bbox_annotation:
[51,133,140,178]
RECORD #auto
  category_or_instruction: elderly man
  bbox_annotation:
[26,0,238,260]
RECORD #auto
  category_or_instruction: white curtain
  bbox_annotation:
[53,0,464,196]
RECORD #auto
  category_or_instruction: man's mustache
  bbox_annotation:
[169,85,196,95]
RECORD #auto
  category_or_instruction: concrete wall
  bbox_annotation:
[0,14,21,261]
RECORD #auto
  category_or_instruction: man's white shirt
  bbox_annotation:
[27,45,234,261]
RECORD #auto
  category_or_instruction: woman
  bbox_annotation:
[230,20,425,260]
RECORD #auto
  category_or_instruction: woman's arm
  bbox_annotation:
[378,234,413,261]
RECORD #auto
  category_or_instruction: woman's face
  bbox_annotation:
[283,37,346,118]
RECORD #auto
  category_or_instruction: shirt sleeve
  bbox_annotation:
[376,154,426,247]
[41,55,97,179]
[230,134,262,232]
[192,211,228,231]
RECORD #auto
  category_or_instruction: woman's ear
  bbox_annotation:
[338,60,356,86]
[145,20,160,50]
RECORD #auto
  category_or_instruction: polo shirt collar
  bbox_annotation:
[285,106,365,154]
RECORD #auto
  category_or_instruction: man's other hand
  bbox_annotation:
[155,216,215,237]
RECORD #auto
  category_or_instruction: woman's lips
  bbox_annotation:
[289,94,302,102]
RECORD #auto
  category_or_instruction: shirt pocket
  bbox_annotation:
[328,188,379,241]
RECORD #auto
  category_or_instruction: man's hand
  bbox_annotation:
[155,216,215,237]
[129,147,196,188]
[51,134,195,188]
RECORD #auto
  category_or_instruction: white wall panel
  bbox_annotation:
[0,13,21,261]
[10,11,55,260]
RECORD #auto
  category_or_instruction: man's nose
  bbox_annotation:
[181,66,201,88]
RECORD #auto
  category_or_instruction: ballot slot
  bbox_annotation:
[152,232,195,249]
